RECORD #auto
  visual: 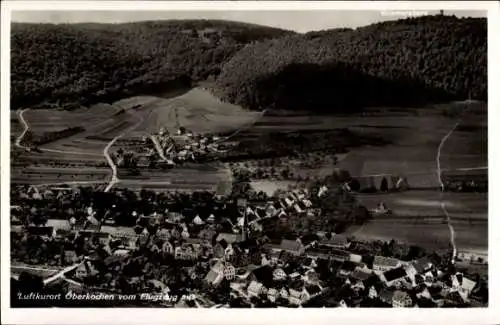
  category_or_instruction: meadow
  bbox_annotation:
[10,87,250,192]
[236,101,487,253]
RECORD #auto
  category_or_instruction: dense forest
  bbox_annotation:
[12,15,487,112]
[214,15,487,112]
[11,20,293,109]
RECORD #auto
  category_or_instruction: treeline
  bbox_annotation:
[11,20,293,109]
[218,129,388,162]
[214,15,487,112]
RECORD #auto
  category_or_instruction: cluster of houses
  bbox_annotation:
[11,183,486,308]
[133,127,225,168]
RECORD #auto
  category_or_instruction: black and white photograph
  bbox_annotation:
[1,1,498,324]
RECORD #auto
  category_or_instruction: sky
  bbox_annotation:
[11,10,486,32]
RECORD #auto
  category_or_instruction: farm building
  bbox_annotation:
[442,169,487,192]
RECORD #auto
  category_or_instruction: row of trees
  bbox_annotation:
[214,15,486,112]
[11,20,292,109]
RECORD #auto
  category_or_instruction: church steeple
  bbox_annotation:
[237,198,248,242]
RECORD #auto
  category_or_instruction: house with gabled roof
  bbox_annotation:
[75,260,99,279]
[317,185,329,198]
[302,198,313,208]
[284,196,295,208]
[412,257,433,274]
[206,214,215,224]
[368,285,379,299]
[267,288,279,302]
[192,215,205,225]
[350,268,373,283]
[47,219,71,232]
[204,261,225,287]
[247,280,265,297]
[288,287,302,306]
[382,267,408,287]
[64,250,79,264]
[294,203,306,214]
[273,268,287,281]
[302,283,324,303]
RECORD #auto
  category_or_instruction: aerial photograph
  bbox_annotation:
[8,8,488,308]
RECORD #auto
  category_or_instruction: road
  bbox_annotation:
[103,110,150,192]
[15,109,30,150]
[103,134,121,192]
[150,135,168,161]
[43,262,83,285]
[12,265,59,275]
[436,121,461,264]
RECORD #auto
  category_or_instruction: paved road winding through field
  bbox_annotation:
[15,109,30,150]
[436,121,460,264]
[103,111,148,192]
[103,136,121,192]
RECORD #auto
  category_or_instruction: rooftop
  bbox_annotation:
[383,267,407,282]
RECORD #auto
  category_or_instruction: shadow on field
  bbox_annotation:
[255,61,456,113]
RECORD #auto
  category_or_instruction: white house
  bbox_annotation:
[318,186,328,198]
[247,281,265,297]
[273,268,287,281]
[288,289,302,306]
[368,286,378,299]
[267,288,279,302]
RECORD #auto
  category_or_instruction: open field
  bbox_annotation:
[126,88,263,136]
[12,151,107,167]
[11,166,111,184]
[347,190,487,252]
[11,265,59,279]
[234,106,456,172]
[117,163,232,193]
[251,180,297,195]
[348,221,487,253]
[230,103,486,191]
[440,101,487,170]
[22,103,119,133]
[11,87,254,190]
[356,191,487,219]
[40,110,138,154]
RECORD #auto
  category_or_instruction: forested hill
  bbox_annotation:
[213,15,487,112]
[11,20,293,110]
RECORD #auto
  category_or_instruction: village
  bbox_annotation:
[111,126,226,170]
[10,175,488,308]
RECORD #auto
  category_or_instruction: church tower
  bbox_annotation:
[237,198,248,242]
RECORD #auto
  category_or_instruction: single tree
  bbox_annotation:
[380,177,389,192]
